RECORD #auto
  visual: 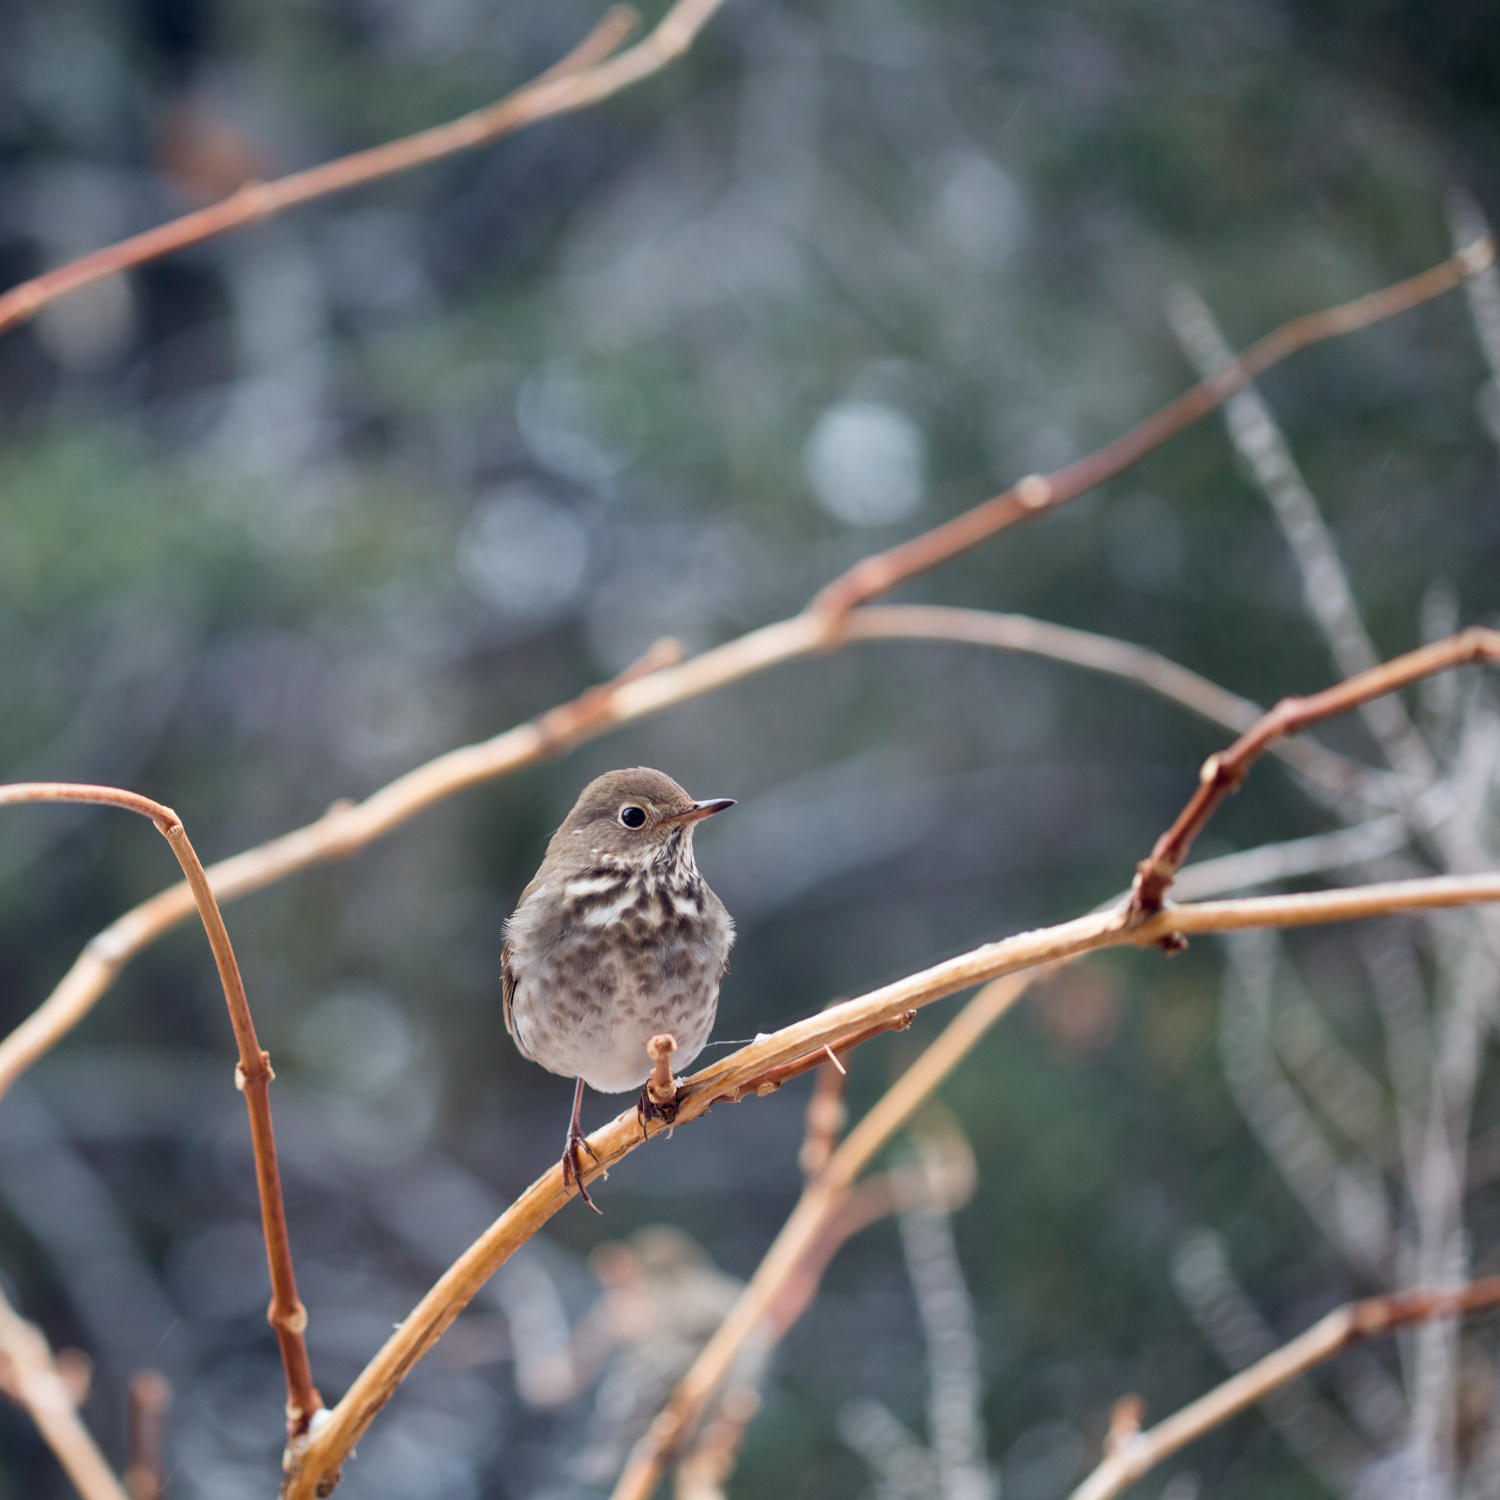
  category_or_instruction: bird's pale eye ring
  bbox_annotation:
[619,805,647,829]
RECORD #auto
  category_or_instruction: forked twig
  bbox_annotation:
[808,237,1495,620]
[1128,628,1500,924]
[0,784,320,1439]
[0,1,727,338]
[1069,1277,1500,1500]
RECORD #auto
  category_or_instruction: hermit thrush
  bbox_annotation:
[502,768,735,1209]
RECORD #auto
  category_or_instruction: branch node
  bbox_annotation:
[1458,234,1496,276]
[274,1301,310,1336]
[1016,473,1053,510]
[1104,1393,1145,1457]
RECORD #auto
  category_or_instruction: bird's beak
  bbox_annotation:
[661,798,735,826]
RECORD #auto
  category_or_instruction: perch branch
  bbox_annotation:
[808,237,1495,619]
[0,0,725,337]
[1069,1276,1500,1500]
[0,1286,129,1500]
[0,784,320,1438]
[0,606,1383,1108]
[283,861,1500,1497]
[1129,628,1500,922]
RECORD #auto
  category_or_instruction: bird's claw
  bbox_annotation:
[563,1128,604,1214]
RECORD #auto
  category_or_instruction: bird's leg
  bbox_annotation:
[562,1076,604,1214]
[637,1033,681,1138]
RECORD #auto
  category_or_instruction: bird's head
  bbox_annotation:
[552,767,734,863]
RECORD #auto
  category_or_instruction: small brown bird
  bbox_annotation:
[502,768,735,1209]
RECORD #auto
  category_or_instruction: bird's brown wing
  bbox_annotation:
[500,937,532,1060]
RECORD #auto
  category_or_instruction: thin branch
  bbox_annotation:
[1169,815,1413,901]
[0,1,726,337]
[1068,1276,1500,1500]
[808,237,1496,619]
[1129,628,1500,922]
[0,784,320,1438]
[0,606,1386,1108]
[0,1286,130,1500]
[839,608,1377,803]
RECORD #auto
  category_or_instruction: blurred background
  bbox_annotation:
[0,1,1498,1497]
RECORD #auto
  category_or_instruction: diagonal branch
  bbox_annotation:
[1129,628,1500,923]
[0,0,726,338]
[0,783,319,1439]
[280,872,1500,1499]
[808,237,1495,620]
[609,971,1033,1500]
[1069,1276,1500,1500]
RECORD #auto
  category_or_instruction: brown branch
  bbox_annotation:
[0,0,725,338]
[0,606,1382,1111]
[280,870,1500,1500]
[673,1387,762,1500]
[1069,1277,1500,1500]
[808,237,1496,619]
[608,973,1038,1500]
[0,784,320,1439]
[0,1285,131,1500]
[1129,627,1500,923]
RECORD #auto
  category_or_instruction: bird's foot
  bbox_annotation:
[562,1125,604,1214]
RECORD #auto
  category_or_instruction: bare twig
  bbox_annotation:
[125,1371,171,1500]
[673,1387,762,1500]
[1129,628,1500,923]
[798,1061,848,1179]
[0,1,727,337]
[808,237,1495,619]
[1069,1277,1500,1500]
[0,1286,130,1500]
[0,784,320,1438]
[0,605,1385,1110]
[1169,815,1413,901]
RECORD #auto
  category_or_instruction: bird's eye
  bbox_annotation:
[619,805,647,829]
